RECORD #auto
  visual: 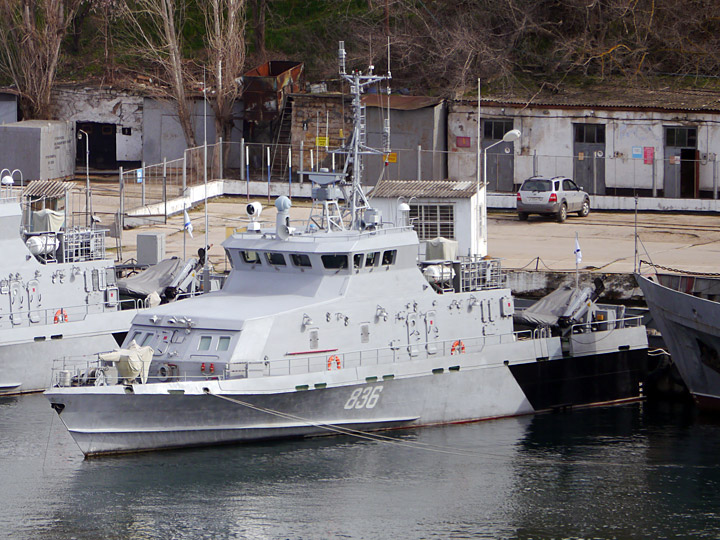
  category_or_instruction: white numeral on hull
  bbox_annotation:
[344,385,383,410]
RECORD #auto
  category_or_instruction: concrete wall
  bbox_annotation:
[53,87,143,162]
[290,93,352,175]
[0,120,74,181]
[0,93,17,125]
[365,103,447,183]
[290,94,448,186]
[449,102,720,198]
[142,98,243,167]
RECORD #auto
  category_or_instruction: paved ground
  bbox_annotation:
[78,176,717,276]
[109,196,718,276]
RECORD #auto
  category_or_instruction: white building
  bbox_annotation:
[369,179,482,257]
[449,91,720,202]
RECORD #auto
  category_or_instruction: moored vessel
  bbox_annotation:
[637,270,720,410]
[45,43,651,457]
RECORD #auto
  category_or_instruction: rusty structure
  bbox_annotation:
[241,61,304,125]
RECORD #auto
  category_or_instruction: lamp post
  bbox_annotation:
[78,130,90,227]
[479,128,521,255]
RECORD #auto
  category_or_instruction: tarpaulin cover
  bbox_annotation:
[117,257,187,298]
[513,285,581,327]
[99,340,153,384]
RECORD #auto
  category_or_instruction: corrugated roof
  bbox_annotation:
[23,180,73,199]
[370,179,476,199]
[454,84,720,114]
[363,94,442,111]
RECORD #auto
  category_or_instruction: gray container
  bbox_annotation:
[0,120,75,182]
[137,232,166,266]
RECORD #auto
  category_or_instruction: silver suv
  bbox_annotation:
[516,176,590,222]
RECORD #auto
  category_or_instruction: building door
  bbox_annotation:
[76,122,117,170]
[663,127,698,198]
[481,119,515,192]
[572,124,606,194]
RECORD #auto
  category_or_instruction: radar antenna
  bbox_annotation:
[305,41,391,232]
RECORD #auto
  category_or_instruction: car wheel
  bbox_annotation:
[578,199,590,217]
[556,203,567,223]
[518,212,528,221]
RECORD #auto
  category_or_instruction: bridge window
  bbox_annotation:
[217,336,231,351]
[382,250,397,266]
[321,254,348,270]
[265,252,286,266]
[291,253,312,268]
[240,250,260,264]
[198,336,212,351]
[353,254,364,269]
[365,252,379,267]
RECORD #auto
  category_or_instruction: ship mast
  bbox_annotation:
[306,41,391,232]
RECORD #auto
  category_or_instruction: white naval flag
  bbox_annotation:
[184,209,193,238]
[574,234,582,264]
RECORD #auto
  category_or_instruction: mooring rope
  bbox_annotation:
[208,391,508,458]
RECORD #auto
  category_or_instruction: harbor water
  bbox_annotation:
[1,393,719,539]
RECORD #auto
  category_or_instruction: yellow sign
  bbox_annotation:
[316,136,329,147]
[385,152,397,163]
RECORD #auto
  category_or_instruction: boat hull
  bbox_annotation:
[47,346,650,457]
[637,274,720,409]
[0,311,135,395]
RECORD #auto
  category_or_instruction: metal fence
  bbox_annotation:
[118,140,720,222]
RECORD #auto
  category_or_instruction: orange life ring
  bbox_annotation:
[450,340,465,355]
[54,309,68,324]
[327,355,342,370]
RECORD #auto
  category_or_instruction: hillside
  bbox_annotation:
[54,1,720,98]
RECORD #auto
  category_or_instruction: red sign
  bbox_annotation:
[456,136,471,148]
[643,147,654,165]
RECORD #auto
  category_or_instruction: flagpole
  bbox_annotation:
[575,232,579,289]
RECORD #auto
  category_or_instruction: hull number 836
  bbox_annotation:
[344,386,383,410]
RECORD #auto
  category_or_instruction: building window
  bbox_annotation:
[409,204,455,240]
[666,127,697,148]
[574,124,605,144]
[484,120,514,141]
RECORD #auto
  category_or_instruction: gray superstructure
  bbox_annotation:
[0,184,140,395]
[45,44,651,457]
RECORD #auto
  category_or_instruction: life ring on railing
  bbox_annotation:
[450,340,465,355]
[53,309,68,324]
[327,355,342,370]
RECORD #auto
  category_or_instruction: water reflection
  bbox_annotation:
[2,395,720,539]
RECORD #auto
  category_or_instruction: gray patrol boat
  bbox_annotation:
[0,180,143,395]
[0,178,202,395]
[46,44,651,456]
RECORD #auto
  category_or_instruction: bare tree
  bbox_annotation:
[201,0,247,145]
[120,0,198,148]
[0,0,82,119]
[252,0,266,59]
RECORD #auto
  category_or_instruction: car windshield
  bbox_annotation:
[521,179,552,192]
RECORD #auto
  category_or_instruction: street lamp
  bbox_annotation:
[479,128,521,255]
[78,130,90,227]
